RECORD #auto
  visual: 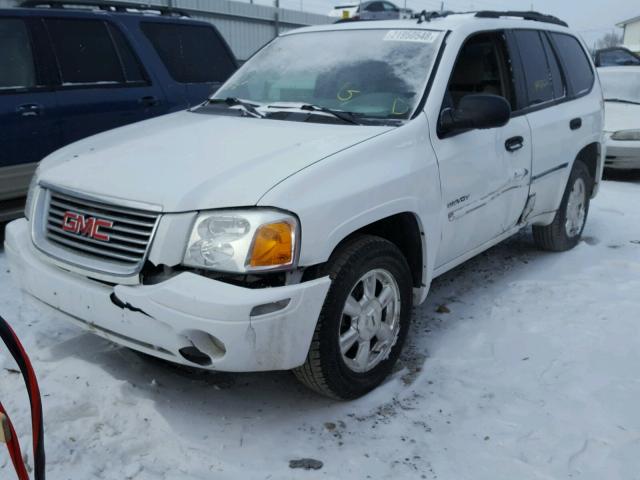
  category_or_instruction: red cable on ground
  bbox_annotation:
[0,402,29,480]
[0,315,45,480]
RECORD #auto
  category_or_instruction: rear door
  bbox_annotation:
[44,17,168,147]
[510,29,576,218]
[0,16,59,202]
[140,21,237,106]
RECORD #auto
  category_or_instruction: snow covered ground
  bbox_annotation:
[1,176,640,480]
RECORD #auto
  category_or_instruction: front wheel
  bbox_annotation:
[294,235,413,399]
[533,161,593,252]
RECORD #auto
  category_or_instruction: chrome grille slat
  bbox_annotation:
[47,225,147,254]
[47,214,150,245]
[49,201,156,228]
[46,232,142,263]
[37,188,161,275]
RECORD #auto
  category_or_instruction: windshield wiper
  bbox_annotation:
[208,97,265,118]
[266,103,361,125]
[300,104,361,125]
[605,98,640,106]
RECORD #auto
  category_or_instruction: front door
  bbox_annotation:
[432,31,532,268]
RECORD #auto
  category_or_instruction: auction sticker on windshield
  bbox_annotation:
[383,30,439,43]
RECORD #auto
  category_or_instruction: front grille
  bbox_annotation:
[41,189,160,273]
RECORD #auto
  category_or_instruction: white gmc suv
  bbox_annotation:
[5,11,604,399]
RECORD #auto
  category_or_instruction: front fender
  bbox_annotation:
[258,114,442,293]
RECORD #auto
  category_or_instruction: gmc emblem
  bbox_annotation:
[62,212,113,242]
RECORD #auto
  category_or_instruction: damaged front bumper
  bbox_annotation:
[5,219,330,372]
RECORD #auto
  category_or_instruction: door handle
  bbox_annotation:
[16,103,42,117]
[505,136,524,152]
[138,95,160,107]
[570,118,582,130]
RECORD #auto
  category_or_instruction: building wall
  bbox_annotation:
[622,20,640,53]
[0,0,331,60]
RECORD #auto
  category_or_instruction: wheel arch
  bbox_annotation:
[573,142,600,196]
[305,212,426,292]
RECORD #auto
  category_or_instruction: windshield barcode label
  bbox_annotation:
[384,30,439,43]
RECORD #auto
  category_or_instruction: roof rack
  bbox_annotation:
[19,0,190,17]
[475,10,568,27]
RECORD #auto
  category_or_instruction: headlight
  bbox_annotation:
[182,209,299,273]
[611,130,640,141]
[24,169,40,220]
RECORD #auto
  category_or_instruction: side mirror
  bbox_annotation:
[439,94,511,135]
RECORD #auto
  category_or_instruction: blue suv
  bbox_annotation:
[0,1,237,221]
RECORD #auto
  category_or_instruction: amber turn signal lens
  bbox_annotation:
[249,221,294,268]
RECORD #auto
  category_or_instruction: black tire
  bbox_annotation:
[533,160,593,252]
[293,235,413,400]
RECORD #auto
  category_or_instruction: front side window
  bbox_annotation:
[513,30,557,106]
[0,19,36,90]
[141,23,236,84]
[45,19,124,85]
[445,31,515,110]
[214,29,444,121]
[550,33,594,96]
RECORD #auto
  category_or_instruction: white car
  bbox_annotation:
[5,12,604,399]
[599,66,640,170]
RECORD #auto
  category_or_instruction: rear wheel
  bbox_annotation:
[533,160,593,251]
[294,235,413,399]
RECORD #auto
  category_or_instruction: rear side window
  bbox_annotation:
[141,22,236,84]
[45,19,124,85]
[513,30,557,106]
[541,33,566,99]
[365,2,384,12]
[0,19,37,90]
[550,33,594,96]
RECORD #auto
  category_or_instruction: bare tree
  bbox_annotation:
[595,32,623,50]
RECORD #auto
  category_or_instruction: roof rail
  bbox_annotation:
[475,10,568,27]
[19,0,190,17]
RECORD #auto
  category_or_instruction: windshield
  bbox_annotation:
[599,68,640,104]
[212,29,444,122]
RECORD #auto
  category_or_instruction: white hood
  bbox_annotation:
[604,101,640,133]
[39,111,391,212]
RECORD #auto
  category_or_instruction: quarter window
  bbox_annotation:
[550,33,594,96]
[513,30,557,106]
[0,19,37,90]
[45,19,125,85]
[141,23,236,84]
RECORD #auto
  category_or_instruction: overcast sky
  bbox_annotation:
[252,0,637,48]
